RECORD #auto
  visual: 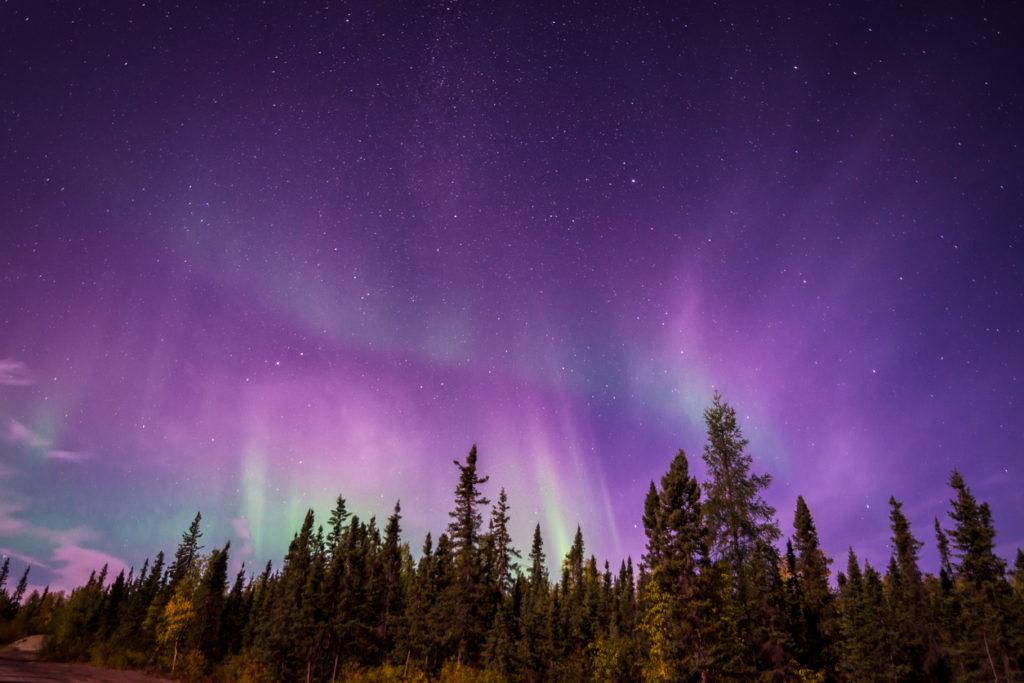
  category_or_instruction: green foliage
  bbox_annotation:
[637,568,671,682]
[838,552,893,680]
[701,392,779,574]
[941,470,1017,680]
[336,661,428,682]
[436,660,508,683]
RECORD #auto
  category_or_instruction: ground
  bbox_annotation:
[0,637,173,683]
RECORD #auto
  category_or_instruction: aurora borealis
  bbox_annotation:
[1,1,1021,593]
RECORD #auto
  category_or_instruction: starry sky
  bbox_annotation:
[1,1,1021,593]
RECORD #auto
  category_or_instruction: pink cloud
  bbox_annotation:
[0,504,129,593]
[49,542,130,593]
[232,517,254,557]
[4,421,94,463]
[0,359,34,386]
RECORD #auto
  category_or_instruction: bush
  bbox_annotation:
[215,653,274,683]
[337,662,428,682]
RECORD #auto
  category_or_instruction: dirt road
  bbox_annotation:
[0,649,174,683]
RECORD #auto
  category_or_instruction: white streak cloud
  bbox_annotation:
[46,450,94,462]
[0,359,34,386]
[4,419,49,449]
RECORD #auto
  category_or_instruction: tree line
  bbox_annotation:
[2,393,1022,681]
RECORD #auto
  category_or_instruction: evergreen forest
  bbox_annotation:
[2,394,1022,681]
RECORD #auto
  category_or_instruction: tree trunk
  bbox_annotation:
[982,632,999,682]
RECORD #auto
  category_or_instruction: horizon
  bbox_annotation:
[5,428,1017,597]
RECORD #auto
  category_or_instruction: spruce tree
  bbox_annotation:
[399,533,436,672]
[519,524,551,680]
[263,509,320,680]
[193,542,230,664]
[527,523,547,590]
[640,448,708,680]
[98,569,125,638]
[838,550,892,679]
[560,526,588,658]
[430,532,458,666]
[169,512,204,588]
[220,564,248,657]
[700,393,781,675]
[445,445,491,662]
[326,494,351,555]
[791,495,836,676]
[702,394,779,572]
[126,551,164,654]
[1011,549,1024,601]
[489,488,520,596]
[886,496,947,680]
[9,566,29,618]
[380,500,404,660]
[945,469,1014,680]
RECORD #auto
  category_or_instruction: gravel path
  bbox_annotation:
[0,649,174,683]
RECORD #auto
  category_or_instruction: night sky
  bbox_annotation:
[1,1,1021,593]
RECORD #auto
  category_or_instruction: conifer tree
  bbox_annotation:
[169,512,204,588]
[886,496,946,680]
[483,575,520,677]
[445,445,491,662]
[430,531,458,665]
[98,569,125,638]
[448,445,490,558]
[326,494,351,555]
[0,558,10,621]
[1011,549,1024,601]
[560,526,588,660]
[838,550,892,679]
[640,448,707,679]
[263,509,320,680]
[701,393,779,573]
[791,495,836,676]
[527,523,547,591]
[1008,549,1024,674]
[614,557,636,635]
[700,393,781,675]
[7,566,29,619]
[519,524,551,680]
[193,541,230,663]
[935,516,954,586]
[123,551,164,654]
[220,563,248,657]
[944,469,1014,680]
[240,559,272,653]
[489,488,520,595]
[380,500,404,660]
[398,532,435,672]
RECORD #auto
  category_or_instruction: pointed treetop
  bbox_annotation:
[447,444,490,558]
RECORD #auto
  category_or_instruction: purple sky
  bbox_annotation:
[1,1,1021,593]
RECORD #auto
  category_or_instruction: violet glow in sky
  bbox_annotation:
[1,2,1021,592]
